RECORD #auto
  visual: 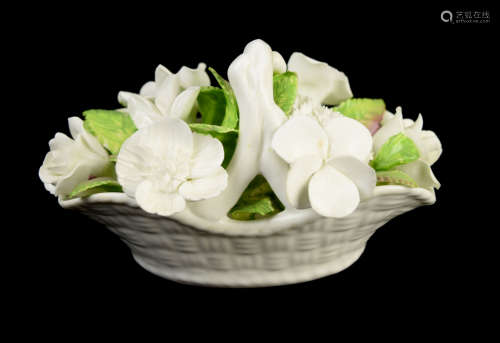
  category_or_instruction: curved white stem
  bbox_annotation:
[189,40,291,220]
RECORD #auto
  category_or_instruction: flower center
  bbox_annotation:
[156,173,182,193]
[154,158,190,193]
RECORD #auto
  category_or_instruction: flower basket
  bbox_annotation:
[59,186,434,287]
[41,39,441,287]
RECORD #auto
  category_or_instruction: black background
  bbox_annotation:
[12,3,496,330]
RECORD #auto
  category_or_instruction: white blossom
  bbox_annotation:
[39,117,110,196]
[272,107,376,218]
[116,118,227,216]
[374,107,442,189]
[118,63,210,129]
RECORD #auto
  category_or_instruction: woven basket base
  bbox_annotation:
[132,245,365,288]
[59,188,435,287]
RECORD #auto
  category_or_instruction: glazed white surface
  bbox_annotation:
[51,38,440,286]
[60,185,435,236]
[59,185,434,286]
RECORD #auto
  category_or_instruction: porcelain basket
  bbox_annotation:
[60,186,434,287]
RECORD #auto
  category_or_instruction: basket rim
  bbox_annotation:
[58,185,436,236]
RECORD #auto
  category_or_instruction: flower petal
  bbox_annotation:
[68,117,108,158]
[80,126,109,159]
[396,160,441,190]
[118,91,163,129]
[44,182,56,195]
[39,152,62,184]
[373,108,404,153]
[312,106,342,126]
[404,114,442,166]
[115,143,151,196]
[419,130,442,166]
[288,52,352,105]
[139,81,156,98]
[403,118,415,128]
[177,63,210,89]
[116,118,194,196]
[190,132,224,178]
[135,180,186,216]
[322,116,373,162]
[39,148,76,184]
[271,115,328,163]
[48,132,73,151]
[410,114,423,131]
[286,154,323,208]
[169,86,200,121]
[140,117,194,164]
[328,156,376,199]
[381,110,395,125]
[68,116,84,139]
[179,167,228,201]
[54,163,92,196]
[155,74,181,116]
[309,165,360,218]
[155,64,172,85]
[272,51,287,74]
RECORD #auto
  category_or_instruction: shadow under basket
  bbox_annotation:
[59,185,435,287]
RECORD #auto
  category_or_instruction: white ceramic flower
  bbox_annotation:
[374,107,442,190]
[39,117,110,196]
[139,63,210,100]
[288,52,353,106]
[290,94,344,127]
[118,63,210,129]
[116,118,228,216]
[272,107,376,218]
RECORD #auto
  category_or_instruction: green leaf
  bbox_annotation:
[67,177,123,199]
[333,98,386,134]
[376,170,418,187]
[189,123,238,169]
[208,67,239,129]
[273,71,298,115]
[197,86,227,125]
[228,175,284,221]
[370,133,420,171]
[228,198,276,221]
[83,109,137,155]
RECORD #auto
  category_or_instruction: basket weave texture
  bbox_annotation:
[60,186,434,287]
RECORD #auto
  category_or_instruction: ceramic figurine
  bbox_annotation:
[39,39,441,287]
